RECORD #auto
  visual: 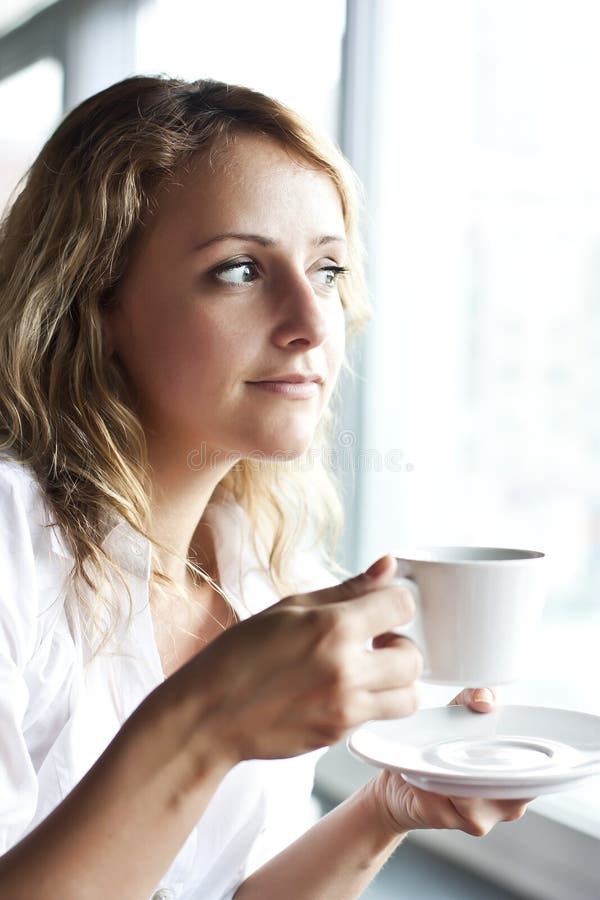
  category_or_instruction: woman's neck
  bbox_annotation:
[145,438,234,586]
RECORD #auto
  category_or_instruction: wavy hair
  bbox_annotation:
[0,75,370,650]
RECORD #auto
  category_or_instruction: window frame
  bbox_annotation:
[0,0,139,113]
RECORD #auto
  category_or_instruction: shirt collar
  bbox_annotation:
[48,514,152,581]
[47,491,248,587]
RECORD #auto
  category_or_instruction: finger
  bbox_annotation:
[449,796,532,830]
[372,632,412,650]
[496,799,531,821]
[343,585,415,638]
[368,684,420,721]
[448,687,498,713]
[364,640,424,690]
[302,554,398,606]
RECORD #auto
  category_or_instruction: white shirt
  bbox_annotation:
[0,453,332,899]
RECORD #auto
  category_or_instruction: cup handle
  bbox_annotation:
[391,576,427,670]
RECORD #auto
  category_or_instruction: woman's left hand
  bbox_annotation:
[368,687,532,837]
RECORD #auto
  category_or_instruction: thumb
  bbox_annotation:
[364,554,397,580]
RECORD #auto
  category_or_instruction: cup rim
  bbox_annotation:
[394,545,545,564]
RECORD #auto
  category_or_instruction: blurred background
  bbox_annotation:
[1,1,598,897]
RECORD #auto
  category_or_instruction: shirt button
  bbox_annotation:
[152,890,175,900]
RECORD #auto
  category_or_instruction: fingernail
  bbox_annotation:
[472,688,494,704]
[365,556,391,578]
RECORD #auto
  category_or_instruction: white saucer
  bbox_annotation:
[348,705,600,798]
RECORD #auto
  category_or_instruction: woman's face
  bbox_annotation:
[104,133,347,465]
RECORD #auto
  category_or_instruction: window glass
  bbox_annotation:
[135,0,346,138]
[0,57,63,214]
[358,0,600,826]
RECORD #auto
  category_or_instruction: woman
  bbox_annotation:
[0,76,528,899]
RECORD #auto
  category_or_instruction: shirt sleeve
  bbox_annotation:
[0,468,41,854]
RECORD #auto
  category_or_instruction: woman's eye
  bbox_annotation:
[313,265,349,289]
[212,260,259,286]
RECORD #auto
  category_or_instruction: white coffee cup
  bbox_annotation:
[394,546,546,686]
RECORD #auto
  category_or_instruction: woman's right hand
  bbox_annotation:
[0,555,419,900]
[170,554,422,765]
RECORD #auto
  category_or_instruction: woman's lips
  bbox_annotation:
[247,380,320,399]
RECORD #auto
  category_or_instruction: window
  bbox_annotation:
[353,0,600,700]
[356,0,600,679]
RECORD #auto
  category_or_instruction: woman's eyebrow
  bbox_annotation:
[192,232,347,252]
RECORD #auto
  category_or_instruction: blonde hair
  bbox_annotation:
[0,75,370,649]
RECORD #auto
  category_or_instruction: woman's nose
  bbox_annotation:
[270,274,330,349]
